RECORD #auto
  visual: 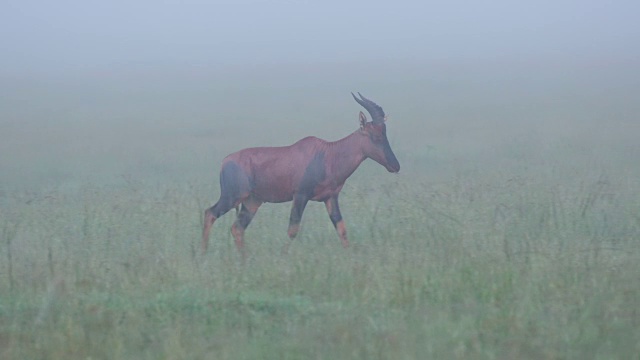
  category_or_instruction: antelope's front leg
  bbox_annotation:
[325,195,349,248]
[287,194,309,239]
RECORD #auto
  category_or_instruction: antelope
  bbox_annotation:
[202,93,400,257]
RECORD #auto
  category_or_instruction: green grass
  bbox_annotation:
[2,169,638,359]
[1,62,640,358]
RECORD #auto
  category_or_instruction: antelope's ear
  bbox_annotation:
[359,111,367,129]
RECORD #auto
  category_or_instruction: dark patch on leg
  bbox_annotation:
[236,204,255,229]
[287,153,324,239]
[325,196,348,247]
[288,194,309,239]
[289,194,309,226]
[325,196,343,226]
[202,161,252,254]
[298,151,326,198]
[329,212,342,226]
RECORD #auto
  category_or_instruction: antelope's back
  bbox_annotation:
[223,137,327,203]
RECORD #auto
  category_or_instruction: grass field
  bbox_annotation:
[1,60,639,359]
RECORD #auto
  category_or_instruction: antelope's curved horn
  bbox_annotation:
[351,92,386,123]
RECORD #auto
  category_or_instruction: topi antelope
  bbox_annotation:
[202,93,400,257]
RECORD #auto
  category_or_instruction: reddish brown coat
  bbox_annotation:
[202,93,400,258]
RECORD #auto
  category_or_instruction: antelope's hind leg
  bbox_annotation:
[202,208,217,252]
[202,198,240,254]
[325,195,349,248]
[201,161,251,254]
[231,198,262,258]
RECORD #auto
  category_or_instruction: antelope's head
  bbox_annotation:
[352,92,400,173]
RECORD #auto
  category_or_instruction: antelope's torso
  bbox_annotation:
[222,134,366,203]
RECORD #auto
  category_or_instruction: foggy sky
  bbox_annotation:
[1,0,639,76]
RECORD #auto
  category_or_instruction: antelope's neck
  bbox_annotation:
[325,131,367,184]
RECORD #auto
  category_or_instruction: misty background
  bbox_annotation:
[1,0,639,189]
[2,1,639,73]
